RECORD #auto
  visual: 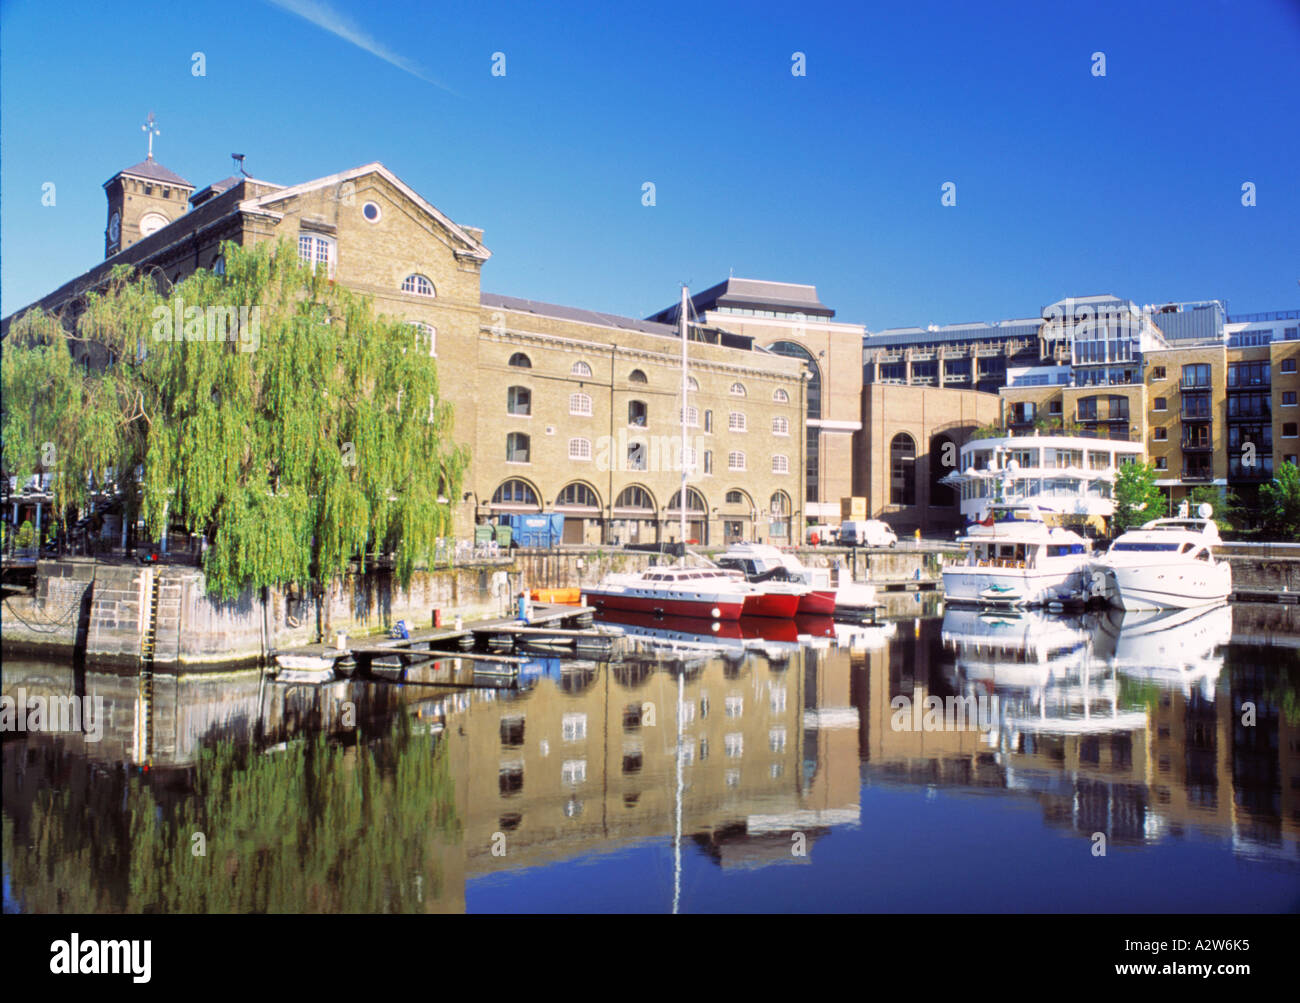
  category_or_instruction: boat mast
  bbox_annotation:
[679,285,689,553]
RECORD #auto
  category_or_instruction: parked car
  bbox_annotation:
[837,519,898,548]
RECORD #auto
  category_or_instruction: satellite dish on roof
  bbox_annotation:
[1198,502,1213,520]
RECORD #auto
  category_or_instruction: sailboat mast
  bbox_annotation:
[679,286,689,551]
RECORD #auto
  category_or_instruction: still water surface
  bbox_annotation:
[4,604,1298,912]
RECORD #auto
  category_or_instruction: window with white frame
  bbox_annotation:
[569,438,592,461]
[724,733,744,758]
[298,233,335,276]
[772,454,789,474]
[772,416,789,435]
[401,273,435,297]
[680,406,699,427]
[725,696,744,718]
[409,322,436,357]
[728,451,746,471]
[773,388,789,403]
[571,360,592,377]
[507,386,531,416]
[561,760,587,785]
[569,392,592,416]
[728,411,747,432]
[729,382,746,397]
[562,713,587,742]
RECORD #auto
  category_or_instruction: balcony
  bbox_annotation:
[1228,458,1274,480]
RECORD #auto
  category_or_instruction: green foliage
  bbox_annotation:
[1113,461,1165,532]
[2,240,466,599]
[971,423,1004,440]
[14,520,34,548]
[1186,485,1243,532]
[2,716,462,913]
[1259,461,1300,540]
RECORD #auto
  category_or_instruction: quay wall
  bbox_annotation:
[3,545,936,669]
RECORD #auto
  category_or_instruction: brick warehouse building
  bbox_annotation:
[2,156,808,547]
[4,151,1296,542]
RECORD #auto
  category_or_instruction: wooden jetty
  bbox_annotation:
[269,604,611,686]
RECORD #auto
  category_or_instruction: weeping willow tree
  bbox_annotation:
[1,239,466,599]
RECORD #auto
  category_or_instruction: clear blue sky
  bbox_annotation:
[2,0,1297,327]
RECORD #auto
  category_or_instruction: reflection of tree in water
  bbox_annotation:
[2,716,460,913]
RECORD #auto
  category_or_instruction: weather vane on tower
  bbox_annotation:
[142,112,160,160]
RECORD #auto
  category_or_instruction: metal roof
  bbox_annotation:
[481,292,681,338]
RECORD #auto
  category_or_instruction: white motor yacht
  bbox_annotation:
[942,503,1094,607]
[1095,504,1232,611]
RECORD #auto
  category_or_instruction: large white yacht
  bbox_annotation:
[1095,503,1232,611]
[943,502,1095,607]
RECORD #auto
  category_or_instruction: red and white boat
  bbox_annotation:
[582,567,752,620]
[716,542,870,616]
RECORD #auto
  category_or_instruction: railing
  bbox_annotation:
[1228,310,1300,323]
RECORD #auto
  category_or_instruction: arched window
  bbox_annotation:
[890,433,916,505]
[571,360,592,377]
[769,491,791,541]
[409,322,436,357]
[568,438,592,461]
[687,376,699,391]
[507,386,531,416]
[772,454,789,474]
[212,255,226,276]
[493,479,539,508]
[557,482,600,510]
[725,490,746,505]
[668,488,706,512]
[728,451,746,472]
[629,369,648,384]
[401,274,435,297]
[729,382,746,397]
[506,432,531,464]
[570,392,592,416]
[628,400,647,427]
[508,352,532,368]
[728,411,747,432]
[614,485,655,512]
[930,434,956,506]
[772,416,789,435]
[773,388,789,403]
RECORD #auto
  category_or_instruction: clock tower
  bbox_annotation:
[104,114,194,257]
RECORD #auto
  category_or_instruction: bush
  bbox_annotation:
[15,520,35,548]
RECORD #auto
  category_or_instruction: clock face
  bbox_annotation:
[139,212,168,237]
[108,212,120,243]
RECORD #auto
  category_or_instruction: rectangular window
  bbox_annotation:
[728,411,747,432]
[1048,400,1063,415]
[1152,427,1167,441]
[1284,423,1299,438]
[1282,358,1297,374]
[1181,363,1210,389]
[1151,366,1166,381]
[1154,457,1167,470]
[297,233,335,277]
[1284,391,1298,406]
[703,450,713,474]
[1153,397,1167,411]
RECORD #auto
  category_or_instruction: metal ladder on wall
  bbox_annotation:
[137,570,161,762]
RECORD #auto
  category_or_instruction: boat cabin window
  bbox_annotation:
[1195,548,1210,562]
[1111,541,1181,552]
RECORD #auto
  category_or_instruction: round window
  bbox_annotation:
[362,201,381,222]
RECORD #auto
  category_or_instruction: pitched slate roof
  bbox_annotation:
[107,158,194,188]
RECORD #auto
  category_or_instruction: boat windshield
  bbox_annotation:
[1111,542,1182,552]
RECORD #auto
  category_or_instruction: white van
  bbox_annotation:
[837,520,898,547]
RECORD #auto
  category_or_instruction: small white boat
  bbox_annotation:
[1095,504,1232,611]
[715,542,873,614]
[943,503,1094,607]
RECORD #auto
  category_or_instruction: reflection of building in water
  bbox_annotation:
[885,614,1299,857]
[442,642,864,877]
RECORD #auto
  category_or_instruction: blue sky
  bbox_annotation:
[2,0,1297,327]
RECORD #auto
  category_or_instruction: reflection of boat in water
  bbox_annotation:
[942,607,1095,686]
[595,609,748,655]
[1096,603,1231,698]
